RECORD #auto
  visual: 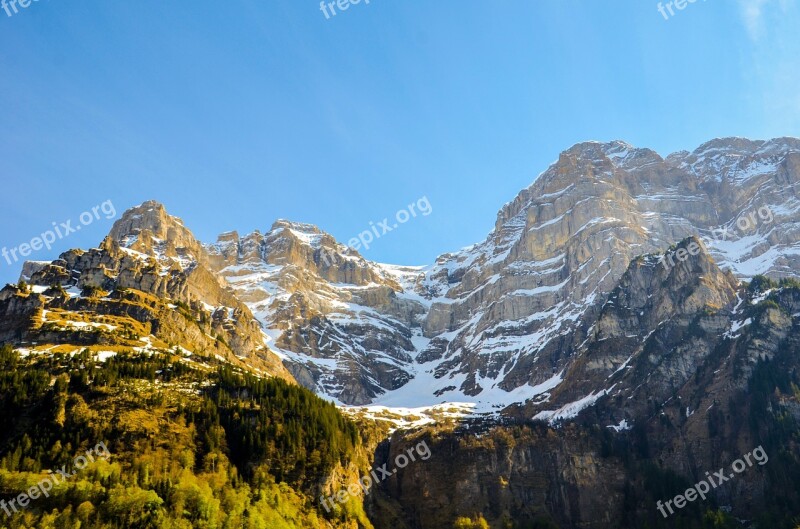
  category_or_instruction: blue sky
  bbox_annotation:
[1,0,798,285]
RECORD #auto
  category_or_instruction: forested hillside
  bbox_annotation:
[0,345,375,529]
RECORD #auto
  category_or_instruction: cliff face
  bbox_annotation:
[3,137,800,527]
[2,201,292,380]
[204,221,428,405]
[368,242,800,529]
[367,426,627,529]
[8,139,800,408]
[198,137,800,407]
[412,138,800,403]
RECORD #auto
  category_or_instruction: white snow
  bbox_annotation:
[95,351,117,362]
[607,419,631,432]
[534,385,616,424]
[724,318,753,339]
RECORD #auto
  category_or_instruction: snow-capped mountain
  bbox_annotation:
[14,137,800,412]
[400,137,800,409]
[198,137,800,409]
[203,221,429,405]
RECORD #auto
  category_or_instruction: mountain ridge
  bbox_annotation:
[12,137,800,412]
[5,136,800,528]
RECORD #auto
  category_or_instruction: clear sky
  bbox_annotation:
[1,0,798,285]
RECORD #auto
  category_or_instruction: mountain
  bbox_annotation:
[369,244,800,529]
[203,222,428,405]
[199,137,800,410]
[3,137,800,528]
[8,138,800,412]
[7,201,292,381]
[69,136,800,412]
[405,138,800,409]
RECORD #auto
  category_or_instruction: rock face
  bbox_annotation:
[521,237,742,422]
[204,221,428,405]
[199,137,800,406]
[368,426,628,529]
[8,138,800,407]
[409,138,800,405]
[2,201,292,380]
[369,242,800,528]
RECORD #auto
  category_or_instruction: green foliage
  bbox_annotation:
[761,299,781,311]
[200,367,361,490]
[748,275,777,293]
[0,345,368,529]
[779,277,800,291]
[745,358,800,528]
[700,509,739,528]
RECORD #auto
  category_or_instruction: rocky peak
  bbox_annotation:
[6,210,294,380]
[109,201,188,245]
[202,219,429,404]
[409,137,800,406]
[677,136,800,187]
[208,219,398,289]
[106,200,210,270]
[687,136,800,160]
[597,236,739,342]
[215,230,240,245]
[270,219,325,240]
[527,236,741,423]
[12,137,800,408]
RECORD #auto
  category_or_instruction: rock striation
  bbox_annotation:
[8,138,800,408]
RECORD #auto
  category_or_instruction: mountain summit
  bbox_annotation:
[9,137,800,411]
[5,138,800,528]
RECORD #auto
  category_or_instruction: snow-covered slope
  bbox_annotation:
[211,137,800,410]
[397,138,800,409]
[205,221,429,405]
[19,138,800,413]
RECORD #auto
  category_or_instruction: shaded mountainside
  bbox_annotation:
[368,245,800,529]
